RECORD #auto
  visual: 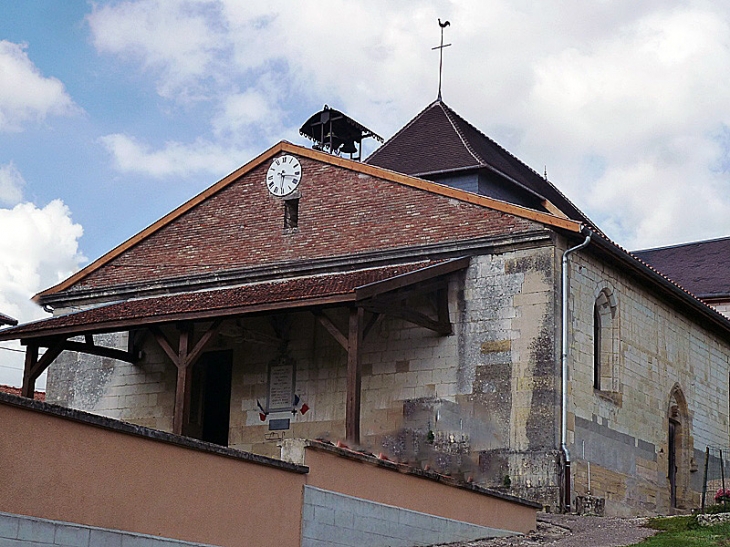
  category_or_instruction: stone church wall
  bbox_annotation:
[568,247,730,515]
[46,242,564,508]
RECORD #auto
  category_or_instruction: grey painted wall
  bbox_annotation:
[301,486,514,547]
[0,511,218,547]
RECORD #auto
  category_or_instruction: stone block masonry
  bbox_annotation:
[47,331,176,433]
[568,242,730,515]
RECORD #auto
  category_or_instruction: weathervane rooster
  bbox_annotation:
[433,19,452,100]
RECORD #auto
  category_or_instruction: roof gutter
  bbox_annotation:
[560,232,591,513]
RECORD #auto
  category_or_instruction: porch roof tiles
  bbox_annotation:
[1,260,456,341]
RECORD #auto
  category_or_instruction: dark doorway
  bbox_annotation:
[189,350,233,446]
[669,418,678,508]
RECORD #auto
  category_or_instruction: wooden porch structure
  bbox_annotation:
[8,258,469,444]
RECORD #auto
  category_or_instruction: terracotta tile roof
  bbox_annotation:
[2,262,433,340]
[633,236,730,298]
[366,100,595,227]
[0,312,17,326]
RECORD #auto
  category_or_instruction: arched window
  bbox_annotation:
[593,287,617,391]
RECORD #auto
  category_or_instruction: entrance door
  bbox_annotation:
[669,418,678,508]
[188,350,233,446]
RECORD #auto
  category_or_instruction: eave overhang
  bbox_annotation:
[3,258,470,344]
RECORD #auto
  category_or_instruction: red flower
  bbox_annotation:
[714,488,730,503]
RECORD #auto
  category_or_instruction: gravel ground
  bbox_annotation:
[432,514,659,547]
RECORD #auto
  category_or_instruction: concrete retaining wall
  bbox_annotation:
[0,512,216,547]
[301,486,512,547]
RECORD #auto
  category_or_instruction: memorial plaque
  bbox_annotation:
[267,361,295,412]
[268,418,291,431]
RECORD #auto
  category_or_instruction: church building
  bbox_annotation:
[1,100,729,517]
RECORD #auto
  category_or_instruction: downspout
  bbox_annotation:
[561,231,591,512]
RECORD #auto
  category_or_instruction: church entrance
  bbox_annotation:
[667,385,690,510]
[668,416,678,507]
[188,350,233,446]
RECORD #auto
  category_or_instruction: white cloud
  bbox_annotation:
[0,40,76,131]
[99,133,249,178]
[86,1,730,249]
[212,86,286,140]
[87,0,228,101]
[0,199,85,387]
[0,162,24,205]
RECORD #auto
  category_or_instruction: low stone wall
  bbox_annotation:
[697,512,730,527]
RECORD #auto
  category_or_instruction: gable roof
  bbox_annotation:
[365,100,595,227]
[36,141,581,301]
[633,235,730,299]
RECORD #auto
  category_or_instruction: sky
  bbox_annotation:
[2,0,730,387]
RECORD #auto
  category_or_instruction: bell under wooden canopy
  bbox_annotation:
[299,105,382,161]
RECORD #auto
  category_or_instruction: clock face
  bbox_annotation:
[266,155,302,197]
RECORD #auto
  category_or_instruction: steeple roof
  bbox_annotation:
[366,100,594,227]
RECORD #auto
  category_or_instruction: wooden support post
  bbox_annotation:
[21,343,39,398]
[167,320,222,436]
[436,286,452,335]
[22,339,65,399]
[346,306,363,444]
[173,323,192,435]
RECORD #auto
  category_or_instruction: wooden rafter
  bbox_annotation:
[363,312,383,340]
[63,340,139,363]
[313,310,348,350]
[21,332,145,399]
[363,302,451,335]
[355,257,469,300]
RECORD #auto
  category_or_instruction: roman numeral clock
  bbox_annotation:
[266,155,302,197]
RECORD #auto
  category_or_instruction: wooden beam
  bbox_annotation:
[186,319,223,368]
[313,310,348,350]
[355,257,470,300]
[150,326,180,367]
[371,278,449,305]
[346,307,363,444]
[363,312,383,340]
[21,343,38,398]
[173,323,192,435]
[22,338,66,397]
[436,287,451,334]
[63,340,138,363]
[363,303,451,335]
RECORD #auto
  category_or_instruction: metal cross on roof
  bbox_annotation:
[432,18,451,101]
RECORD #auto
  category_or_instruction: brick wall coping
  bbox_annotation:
[0,391,308,474]
[305,439,543,509]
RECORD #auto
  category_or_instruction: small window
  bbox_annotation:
[284,199,299,229]
[593,287,617,391]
